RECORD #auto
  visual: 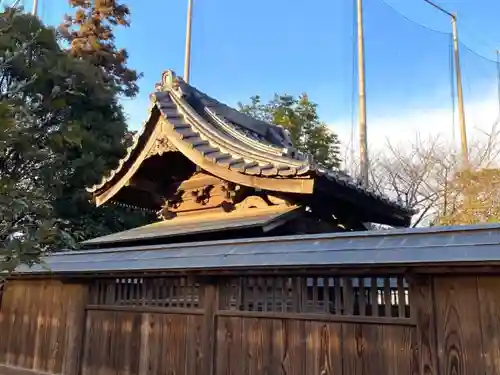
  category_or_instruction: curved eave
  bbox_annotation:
[87,93,315,208]
[87,98,161,196]
[314,169,416,224]
[160,88,311,176]
[86,105,163,206]
[157,112,314,195]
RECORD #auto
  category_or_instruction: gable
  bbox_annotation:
[86,70,414,228]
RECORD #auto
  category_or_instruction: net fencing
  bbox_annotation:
[342,0,500,170]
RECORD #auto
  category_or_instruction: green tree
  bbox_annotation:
[0,101,59,274]
[239,94,341,169]
[58,0,141,97]
[0,9,151,273]
[0,9,67,273]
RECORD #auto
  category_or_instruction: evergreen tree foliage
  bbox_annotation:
[58,0,141,97]
[239,94,341,169]
[0,8,151,274]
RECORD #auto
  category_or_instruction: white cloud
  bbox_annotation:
[332,95,500,159]
[121,89,500,166]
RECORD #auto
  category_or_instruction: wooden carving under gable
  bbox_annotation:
[156,172,294,220]
[146,132,177,159]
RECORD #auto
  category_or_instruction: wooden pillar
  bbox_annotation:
[203,279,218,375]
[409,275,438,375]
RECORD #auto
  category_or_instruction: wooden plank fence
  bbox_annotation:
[1,272,499,375]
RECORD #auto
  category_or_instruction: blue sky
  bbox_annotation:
[28,0,500,144]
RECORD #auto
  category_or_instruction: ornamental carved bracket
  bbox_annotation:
[193,185,214,204]
[146,132,177,159]
[156,178,295,220]
[233,194,291,211]
[221,182,293,213]
[157,184,218,220]
[157,189,184,220]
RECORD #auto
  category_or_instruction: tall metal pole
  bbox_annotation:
[356,0,369,187]
[31,0,39,16]
[496,50,500,115]
[183,0,193,83]
[422,1,469,166]
[451,14,469,166]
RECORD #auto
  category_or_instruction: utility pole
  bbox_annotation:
[496,50,500,115]
[451,14,469,167]
[183,0,193,83]
[356,0,369,187]
[32,0,39,16]
[423,0,468,166]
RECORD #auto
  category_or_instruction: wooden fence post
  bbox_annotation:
[409,275,438,375]
[203,278,218,375]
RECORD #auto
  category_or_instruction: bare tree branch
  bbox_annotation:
[343,127,500,227]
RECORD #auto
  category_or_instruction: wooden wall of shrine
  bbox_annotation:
[0,270,499,375]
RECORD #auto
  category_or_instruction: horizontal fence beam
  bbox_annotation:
[216,310,416,326]
[86,304,205,315]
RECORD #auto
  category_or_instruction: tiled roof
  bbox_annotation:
[152,78,311,177]
[87,70,414,217]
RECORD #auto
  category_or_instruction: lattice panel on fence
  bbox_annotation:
[219,275,411,318]
[88,277,203,308]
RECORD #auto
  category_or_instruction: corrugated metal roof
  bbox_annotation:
[14,223,500,275]
[82,205,301,246]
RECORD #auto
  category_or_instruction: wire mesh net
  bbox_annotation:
[340,0,500,169]
[360,0,455,148]
[460,42,500,139]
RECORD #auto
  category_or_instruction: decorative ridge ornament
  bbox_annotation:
[161,70,176,89]
[161,69,184,94]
